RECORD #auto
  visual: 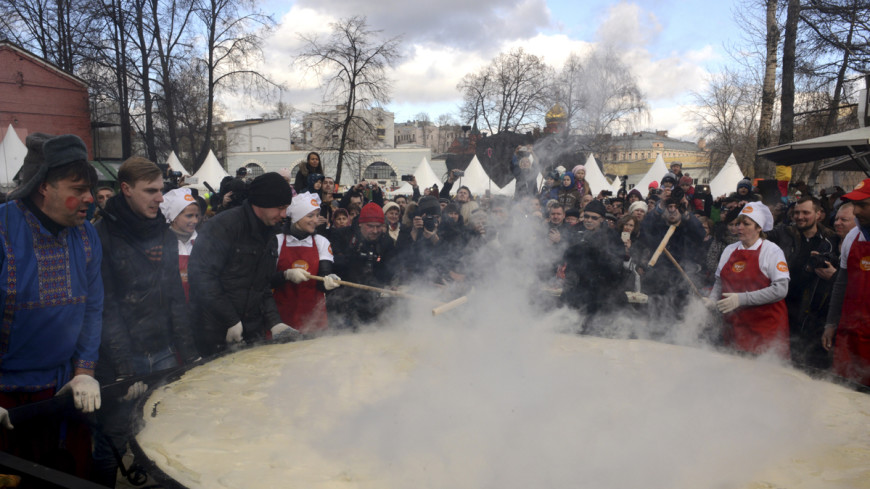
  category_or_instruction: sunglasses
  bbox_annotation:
[583,214,602,221]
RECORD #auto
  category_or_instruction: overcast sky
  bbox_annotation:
[229,0,747,140]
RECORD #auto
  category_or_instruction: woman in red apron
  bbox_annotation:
[711,202,790,358]
[273,192,341,334]
[160,188,202,302]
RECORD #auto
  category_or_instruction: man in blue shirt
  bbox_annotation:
[0,133,103,476]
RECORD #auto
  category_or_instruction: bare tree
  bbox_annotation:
[568,48,649,154]
[194,0,276,171]
[756,0,780,177]
[779,0,801,144]
[458,48,552,135]
[689,69,761,177]
[550,52,585,134]
[297,16,401,183]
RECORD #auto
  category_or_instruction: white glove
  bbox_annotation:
[0,407,13,430]
[226,321,244,344]
[323,274,341,290]
[270,323,301,340]
[56,375,101,413]
[717,293,741,314]
[284,268,310,284]
[122,381,149,402]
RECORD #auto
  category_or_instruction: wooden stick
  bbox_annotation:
[648,224,677,267]
[431,296,468,316]
[662,248,703,298]
[307,275,443,304]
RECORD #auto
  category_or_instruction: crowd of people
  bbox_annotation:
[1,135,869,486]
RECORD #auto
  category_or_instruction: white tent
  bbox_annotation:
[634,154,669,198]
[166,151,187,175]
[495,179,515,196]
[414,156,442,191]
[0,125,27,186]
[583,154,614,196]
[610,175,623,195]
[454,156,496,196]
[709,153,745,199]
[190,150,230,191]
[386,182,413,198]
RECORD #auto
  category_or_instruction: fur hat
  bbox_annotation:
[584,199,607,217]
[628,200,647,215]
[9,133,89,200]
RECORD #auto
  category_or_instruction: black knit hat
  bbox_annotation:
[584,199,606,217]
[8,133,88,200]
[248,172,293,208]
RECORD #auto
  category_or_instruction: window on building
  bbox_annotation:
[245,162,265,178]
[363,161,394,180]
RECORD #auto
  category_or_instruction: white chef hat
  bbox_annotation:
[739,201,773,232]
[160,188,198,223]
[287,192,321,221]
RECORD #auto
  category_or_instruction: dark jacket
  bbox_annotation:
[188,201,282,355]
[638,205,706,295]
[328,223,397,325]
[95,196,197,380]
[293,161,324,193]
[561,226,626,314]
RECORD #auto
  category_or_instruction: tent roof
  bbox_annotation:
[583,154,614,195]
[166,151,187,174]
[0,125,27,185]
[192,150,230,191]
[709,153,745,198]
[757,126,870,166]
[495,178,515,196]
[455,155,495,196]
[386,181,413,198]
[413,157,442,190]
[633,154,669,198]
[818,150,870,173]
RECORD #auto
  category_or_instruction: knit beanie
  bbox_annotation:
[584,199,607,217]
[358,202,384,224]
[248,172,293,208]
[679,176,693,186]
[628,200,647,215]
[737,178,753,192]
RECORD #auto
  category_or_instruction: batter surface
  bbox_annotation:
[137,328,870,489]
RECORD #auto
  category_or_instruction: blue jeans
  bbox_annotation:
[92,347,179,487]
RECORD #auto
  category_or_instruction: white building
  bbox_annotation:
[225,118,292,154]
[302,107,395,150]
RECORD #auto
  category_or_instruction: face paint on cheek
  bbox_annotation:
[65,196,80,210]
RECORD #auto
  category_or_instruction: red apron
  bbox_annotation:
[273,236,328,333]
[178,238,194,303]
[833,237,870,386]
[719,242,789,358]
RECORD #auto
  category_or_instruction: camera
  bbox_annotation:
[453,170,465,177]
[422,215,438,231]
[518,151,530,158]
[401,174,414,182]
[168,170,182,180]
[601,190,612,197]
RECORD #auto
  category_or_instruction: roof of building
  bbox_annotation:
[0,40,88,88]
[607,131,702,153]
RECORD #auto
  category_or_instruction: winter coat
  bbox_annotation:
[188,201,282,355]
[95,195,197,380]
[293,161,325,193]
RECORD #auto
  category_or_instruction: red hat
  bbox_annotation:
[843,179,870,201]
[648,181,659,189]
[358,202,384,224]
[679,176,693,186]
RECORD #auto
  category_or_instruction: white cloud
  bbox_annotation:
[595,1,662,50]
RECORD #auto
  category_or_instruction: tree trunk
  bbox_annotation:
[134,0,156,162]
[778,0,800,145]
[756,0,780,178]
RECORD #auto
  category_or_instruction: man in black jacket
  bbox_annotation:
[329,202,397,327]
[188,172,297,355]
[93,156,199,486]
[767,197,838,370]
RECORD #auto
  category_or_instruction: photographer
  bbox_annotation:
[396,196,454,283]
[439,169,473,206]
[329,203,397,327]
[339,180,385,209]
[766,197,839,370]
[511,144,539,199]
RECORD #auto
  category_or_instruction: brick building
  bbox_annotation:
[0,41,92,157]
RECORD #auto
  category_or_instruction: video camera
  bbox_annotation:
[422,215,438,232]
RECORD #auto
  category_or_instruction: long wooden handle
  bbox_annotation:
[307,275,443,304]
[648,224,677,267]
[431,296,468,316]
[662,248,703,298]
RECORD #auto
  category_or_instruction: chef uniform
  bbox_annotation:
[273,193,338,333]
[825,179,870,386]
[160,188,199,302]
[714,203,790,357]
